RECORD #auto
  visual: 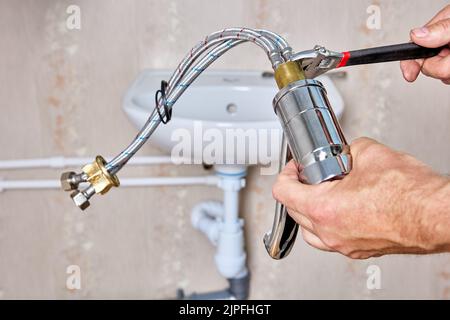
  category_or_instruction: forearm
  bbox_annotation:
[419,175,450,253]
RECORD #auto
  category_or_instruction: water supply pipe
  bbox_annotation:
[0,156,174,170]
[0,176,219,191]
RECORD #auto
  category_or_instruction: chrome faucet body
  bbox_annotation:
[263,79,351,259]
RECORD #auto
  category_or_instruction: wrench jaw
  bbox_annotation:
[291,45,343,78]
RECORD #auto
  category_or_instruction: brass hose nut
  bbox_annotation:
[82,155,120,195]
[274,61,306,89]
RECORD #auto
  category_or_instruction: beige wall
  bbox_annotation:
[0,0,449,299]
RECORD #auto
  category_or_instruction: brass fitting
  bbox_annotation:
[82,155,120,195]
[274,61,306,89]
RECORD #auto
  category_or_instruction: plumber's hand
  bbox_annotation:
[400,5,450,84]
[272,137,450,259]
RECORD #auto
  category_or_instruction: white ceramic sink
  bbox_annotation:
[122,70,344,166]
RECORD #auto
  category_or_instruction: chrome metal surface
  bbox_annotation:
[70,185,95,211]
[291,45,343,79]
[264,79,352,259]
[263,135,299,259]
[60,172,87,191]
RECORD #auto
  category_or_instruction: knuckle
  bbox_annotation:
[421,65,433,77]
[428,18,450,37]
[351,137,376,150]
[438,18,450,32]
[311,210,325,224]
[351,137,384,160]
[362,141,387,157]
[435,66,450,79]
[423,62,450,79]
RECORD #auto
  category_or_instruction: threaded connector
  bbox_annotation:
[60,155,120,211]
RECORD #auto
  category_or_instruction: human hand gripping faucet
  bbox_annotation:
[273,5,450,259]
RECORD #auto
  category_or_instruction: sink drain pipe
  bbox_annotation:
[186,165,250,300]
[177,273,250,300]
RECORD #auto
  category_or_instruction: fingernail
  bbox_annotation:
[412,27,429,37]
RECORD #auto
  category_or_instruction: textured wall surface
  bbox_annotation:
[0,0,449,299]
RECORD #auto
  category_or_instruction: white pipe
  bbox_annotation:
[0,156,176,170]
[119,176,219,187]
[223,186,241,232]
[191,201,224,245]
[214,175,248,279]
[0,176,219,191]
[0,179,61,190]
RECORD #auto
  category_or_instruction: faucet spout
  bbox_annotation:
[264,135,299,259]
[264,202,299,259]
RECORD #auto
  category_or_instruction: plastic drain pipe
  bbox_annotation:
[187,166,250,300]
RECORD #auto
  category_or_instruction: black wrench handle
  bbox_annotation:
[340,42,445,67]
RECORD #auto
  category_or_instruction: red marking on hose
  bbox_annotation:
[237,28,244,39]
[337,51,350,68]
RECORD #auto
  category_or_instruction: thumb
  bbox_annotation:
[411,18,450,48]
